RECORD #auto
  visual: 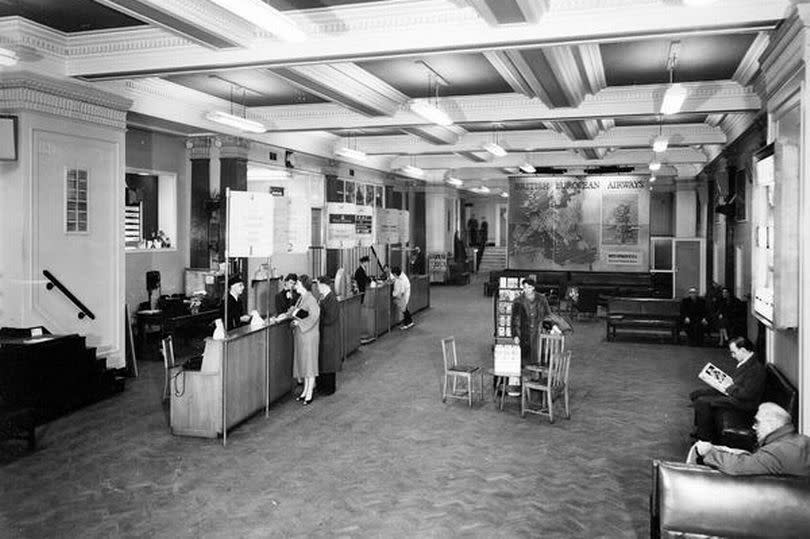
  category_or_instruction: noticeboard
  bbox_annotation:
[227,190,274,258]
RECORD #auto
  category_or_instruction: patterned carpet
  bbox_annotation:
[0,278,732,538]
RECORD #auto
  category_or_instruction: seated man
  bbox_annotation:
[680,286,709,346]
[689,336,766,441]
[693,402,810,476]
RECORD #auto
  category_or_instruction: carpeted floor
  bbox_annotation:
[0,279,733,538]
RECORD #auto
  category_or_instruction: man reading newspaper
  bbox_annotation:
[688,337,766,441]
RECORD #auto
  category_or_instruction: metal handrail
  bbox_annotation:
[42,270,96,320]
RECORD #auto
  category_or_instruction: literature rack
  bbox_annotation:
[493,273,536,338]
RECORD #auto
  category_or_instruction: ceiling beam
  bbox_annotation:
[63,0,786,78]
[465,0,550,25]
[270,63,407,117]
[92,0,257,49]
[733,32,770,86]
[482,50,547,99]
[251,81,761,131]
[392,147,707,170]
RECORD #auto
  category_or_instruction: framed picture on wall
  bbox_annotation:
[0,115,18,161]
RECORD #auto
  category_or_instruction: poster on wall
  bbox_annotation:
[508,176,649,271]
[227,190,274,257]
[399,209,411,244]
[356,204,374,247]
[326,202,357,248]
[378,208,400,244]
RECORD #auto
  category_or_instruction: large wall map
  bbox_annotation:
[508,176,650,271]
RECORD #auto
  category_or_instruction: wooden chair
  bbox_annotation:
[160,336,176,401]
[441,337,482,407]
[524,333,565,379]
[521,350,571,422]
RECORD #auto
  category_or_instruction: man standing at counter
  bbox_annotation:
[224,276,251,331]
[354,256,371,297]
[392,266,413,330]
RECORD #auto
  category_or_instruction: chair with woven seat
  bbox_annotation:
[524,333,565,380]
[521,350,571,422]
[441,336,482,407]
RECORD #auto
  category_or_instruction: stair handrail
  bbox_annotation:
[42,270,96,320]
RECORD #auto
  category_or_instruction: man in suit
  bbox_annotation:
[354,256,371,297]
[694,402,810,476]
[223,276,250,331]
[275,273,299,315]
[681,286,709,346]
[511,278,551,367]
[316,278,340,396]
[689,336,766,441]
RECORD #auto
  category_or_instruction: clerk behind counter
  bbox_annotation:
[223,275,251,331]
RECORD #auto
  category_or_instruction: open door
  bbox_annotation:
[674,238,705,298]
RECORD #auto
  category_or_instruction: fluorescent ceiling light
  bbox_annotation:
[500,191,509,198]
[660,83,688,115]
[483,142,507,157]
[519,162,536,174]
[650,176,657,182]
[0,47,18,66]
[409,100,453,127]
[399,165,425,178]
[652,135,669,153]
[478,186,491,193]
[649,161,662,172]
[208,0,306,42]
[206,111,266,133]
[247,166,290,180]
[335,146,367,161]
[447,177,463,186]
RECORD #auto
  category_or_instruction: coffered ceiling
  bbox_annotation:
[0,0,792,192]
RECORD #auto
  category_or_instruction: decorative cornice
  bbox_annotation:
[218,136,251,159]
[758,7,805,101]
[733,31,770,86]
[186,136,215,159]
[0,70,131,129]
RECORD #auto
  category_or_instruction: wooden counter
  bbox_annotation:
[170,319,293,443]
[361,283,392,340]
[338,294,362,359]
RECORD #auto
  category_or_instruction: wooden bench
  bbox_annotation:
[606,297,681,343]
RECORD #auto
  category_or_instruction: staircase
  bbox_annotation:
[477,245,508,272]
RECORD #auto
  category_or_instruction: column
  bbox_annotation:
[187,137,215,268]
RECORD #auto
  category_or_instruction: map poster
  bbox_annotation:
[508,176,649,271]
[326,202,357,249]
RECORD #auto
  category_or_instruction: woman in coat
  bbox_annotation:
[316,278,341,396]
[292,275,320,405]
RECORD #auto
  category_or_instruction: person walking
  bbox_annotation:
[391,266,413,329]
[291,275,320,405]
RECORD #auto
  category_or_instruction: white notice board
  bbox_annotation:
[227,190,274,258]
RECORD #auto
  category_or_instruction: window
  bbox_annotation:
[124,169,177,251]
[65,168,88,233]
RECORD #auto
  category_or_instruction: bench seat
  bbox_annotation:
[606,297,681,343]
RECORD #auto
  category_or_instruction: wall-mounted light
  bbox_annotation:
[205,111,267,133]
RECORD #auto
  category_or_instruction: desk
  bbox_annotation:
[136,308,220,353]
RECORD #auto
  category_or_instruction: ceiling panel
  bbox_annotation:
[166,70,325,107]
[602,34,756,86]
[264,0,388,10]
[0,0,144,32]
[357,53,512,98]
[614,114,708,127]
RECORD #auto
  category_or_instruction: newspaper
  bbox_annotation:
[698,362,733,395]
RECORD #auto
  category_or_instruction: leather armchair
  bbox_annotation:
[651,460,810,538]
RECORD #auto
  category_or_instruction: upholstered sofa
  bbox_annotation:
[714,364,798,450]
[651,460,810,538]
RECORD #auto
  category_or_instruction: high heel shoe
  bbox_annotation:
[296,394,305,401]
[303,397,313,406]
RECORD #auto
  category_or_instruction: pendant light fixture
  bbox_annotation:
[661,41,686,116]
[409,61,453,127]
[206,83,267,133]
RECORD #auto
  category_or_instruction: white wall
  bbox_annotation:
[0,110,126,367]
